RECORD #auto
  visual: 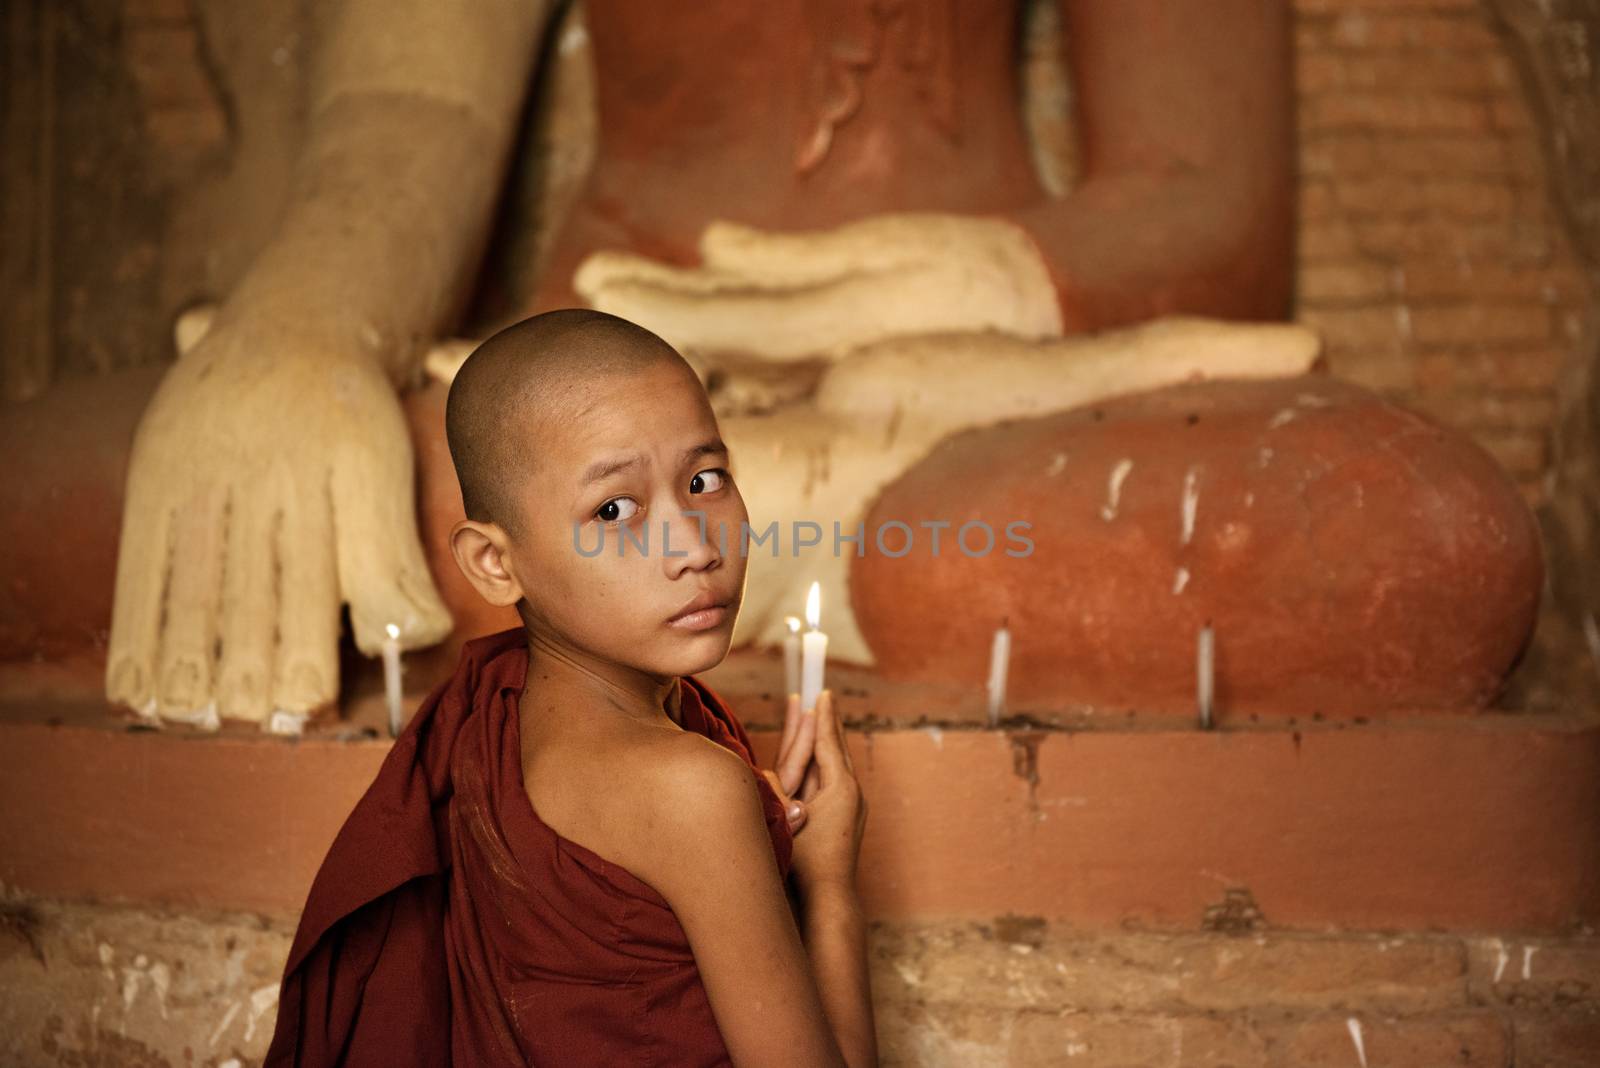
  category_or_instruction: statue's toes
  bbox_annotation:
[217,661,271,723]
[217,495,277,722]
[155,487,226,719]
[274,658,335,715]
[107,657,153,716]
[157,655,211,720]
[106,492,174,714]
[273,505,340,714]
[334,460,452,655]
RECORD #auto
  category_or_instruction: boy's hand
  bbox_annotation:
[763,693,819,833]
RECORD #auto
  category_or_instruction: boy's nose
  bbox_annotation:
[664,510,723,570]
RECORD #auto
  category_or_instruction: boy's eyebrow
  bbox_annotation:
[580,454,642,487]
[578,440,727,487]
[683,439,728,464]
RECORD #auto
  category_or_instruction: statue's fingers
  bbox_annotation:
[1137,318,1322,380]
[332,436,453,656]
[154,483,227,718]
[273,489,340,713]
[216,491,278,722]
[574,250,730,302]
[697,215,944,284]
[106,483,173,712]
[697,220,866,287]
[583,282,867,363]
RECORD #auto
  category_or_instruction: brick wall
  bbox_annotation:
[1291,0,1594,508]
[5,900,1597,1066]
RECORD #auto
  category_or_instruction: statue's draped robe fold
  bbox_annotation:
[265,627,795,1067]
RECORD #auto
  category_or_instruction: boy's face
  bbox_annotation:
[501,361,749,678]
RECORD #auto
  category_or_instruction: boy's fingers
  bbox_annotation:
[778,703,818,797]
[799,761,821,802]
[811,690,844,782]
[777,692,800,765]
[829,692,855,775]
[834,692,855,775]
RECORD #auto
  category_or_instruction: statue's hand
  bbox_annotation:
[573,213,1064,362]
[106,308,452,723]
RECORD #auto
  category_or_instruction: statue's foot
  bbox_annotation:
[105,304,454,724]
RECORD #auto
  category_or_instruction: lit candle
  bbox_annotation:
[1197,622,1214,730]
[985,617,1011,728]
[383,622,404,738]
[800,582,828,714]
[783,615,802,699]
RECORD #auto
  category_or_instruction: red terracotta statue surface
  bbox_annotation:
[532,0,1294,330]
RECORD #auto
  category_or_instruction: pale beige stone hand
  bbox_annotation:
[813,317,1325,426]
[106,306,452,724]
[573,213,1065,362]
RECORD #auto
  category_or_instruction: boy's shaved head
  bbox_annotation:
[446,309,692,533]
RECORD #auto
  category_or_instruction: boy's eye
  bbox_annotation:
[690,468,729,495]
[596,497,639,523]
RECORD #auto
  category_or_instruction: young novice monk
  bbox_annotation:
[266,309,875,1067]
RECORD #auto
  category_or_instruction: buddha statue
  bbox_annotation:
[9,0,1533,725]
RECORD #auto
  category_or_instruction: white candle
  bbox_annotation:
[783,616,802,699]
[800,582,828,714]
[1197,622,1215,730]
[985,618,1011,727]
[383,622,404,738]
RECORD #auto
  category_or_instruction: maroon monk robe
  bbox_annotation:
[265,626,795,1067]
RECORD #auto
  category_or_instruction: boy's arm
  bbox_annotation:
[631,740,856,1067]
[796,881,878,1068]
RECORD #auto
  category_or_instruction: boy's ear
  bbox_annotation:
[448,520,526,608]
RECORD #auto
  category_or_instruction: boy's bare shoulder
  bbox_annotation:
[522,716,731,838]
[614,728,772,891]
[626,726,763,829]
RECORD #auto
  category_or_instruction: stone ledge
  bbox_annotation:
[1,710,1595,932]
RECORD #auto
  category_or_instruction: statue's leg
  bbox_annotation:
[722,319,1319,666]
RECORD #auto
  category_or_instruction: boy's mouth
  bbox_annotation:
[666,589,733,629]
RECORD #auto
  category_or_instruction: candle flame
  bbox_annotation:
[805,581,821,629]
[385,623,400,640]
[785,615,801,634]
